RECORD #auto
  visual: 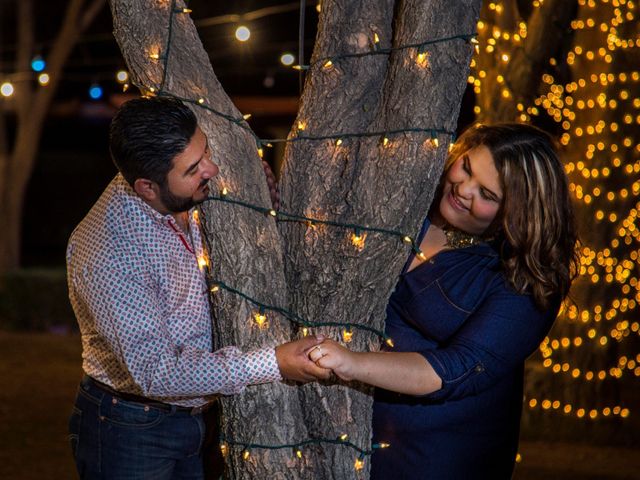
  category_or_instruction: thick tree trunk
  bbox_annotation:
[279,4,395,475]
[109,2,312,479]
[110,0,479,477]
[280,0,480,476]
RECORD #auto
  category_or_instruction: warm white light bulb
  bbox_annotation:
[235,26,251,42]
[38,73,50,86]
[280,53,295,66]
[342,329,353,343]
[116,70,129,83]
[1,82,14,97]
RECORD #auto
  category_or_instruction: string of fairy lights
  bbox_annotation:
[472,0,638,425]
[544,0,639,403]
[140,0,479,471]
[207,276,394,346]
[218,433,389,468]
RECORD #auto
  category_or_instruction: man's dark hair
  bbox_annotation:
[109,97,198,186]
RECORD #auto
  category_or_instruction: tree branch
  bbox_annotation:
[16,0,35,124]
[81,0,107,32]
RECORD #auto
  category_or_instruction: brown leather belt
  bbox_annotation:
[84,375,211,415]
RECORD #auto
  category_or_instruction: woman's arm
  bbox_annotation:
[308,340,442,396]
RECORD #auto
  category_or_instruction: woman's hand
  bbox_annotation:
[308,340,442,395]
[307,339,357,381]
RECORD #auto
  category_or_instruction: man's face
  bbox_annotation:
[159,127,219,213]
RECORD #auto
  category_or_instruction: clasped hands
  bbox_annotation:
[275,335,355,383]
[307,339,355,381]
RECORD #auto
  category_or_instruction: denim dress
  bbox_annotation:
[371,219,558,479]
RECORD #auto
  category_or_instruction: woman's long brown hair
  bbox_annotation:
[441,123,580,310]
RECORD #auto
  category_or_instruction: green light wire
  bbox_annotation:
[297,32,477,70]
[203,192,426,343]
[220,434,388,457]
[152,1,469,145]
[262,126,454,144]
[158,0,178,91]
[163,92,456,146]
[209,279,392,343]
[204,194,422,251]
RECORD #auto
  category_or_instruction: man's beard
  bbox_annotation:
[158,180,208,213]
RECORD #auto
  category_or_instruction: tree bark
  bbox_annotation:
[110,0,479,477]
[0,0,105,275]
[109,1,313,478]
[280,0,480,477]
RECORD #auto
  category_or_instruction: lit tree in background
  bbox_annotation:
[472,0,639,442]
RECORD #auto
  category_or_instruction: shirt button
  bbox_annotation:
[144,406,150,412]
[112,398,118,404]
[475,365,484,372]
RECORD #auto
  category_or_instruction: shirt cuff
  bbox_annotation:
[417,348,484,401]
[243,347,282,386]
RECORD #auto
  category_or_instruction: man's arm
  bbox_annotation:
[72,262,328,397]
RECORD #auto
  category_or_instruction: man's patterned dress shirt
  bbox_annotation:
[67,174,281,407]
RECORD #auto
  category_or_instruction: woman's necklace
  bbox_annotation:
[441,224,486,249]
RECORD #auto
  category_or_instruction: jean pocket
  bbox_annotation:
[102,398,164,429]
[68,406,82,456]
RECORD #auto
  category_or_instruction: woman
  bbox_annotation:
[308,123,579,479]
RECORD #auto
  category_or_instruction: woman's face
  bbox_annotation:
[438,145,503,235]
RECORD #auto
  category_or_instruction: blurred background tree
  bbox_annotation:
[472,0,639,445]
[0,0,105,276]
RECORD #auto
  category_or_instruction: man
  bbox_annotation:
[67,97,328,479]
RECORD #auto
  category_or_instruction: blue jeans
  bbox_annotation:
[68,376,206,479]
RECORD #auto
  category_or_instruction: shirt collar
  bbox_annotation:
[113,173,195,227]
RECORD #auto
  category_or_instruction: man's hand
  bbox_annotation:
[275,336,331,382]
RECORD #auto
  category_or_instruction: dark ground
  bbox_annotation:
[1,331,637,479]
